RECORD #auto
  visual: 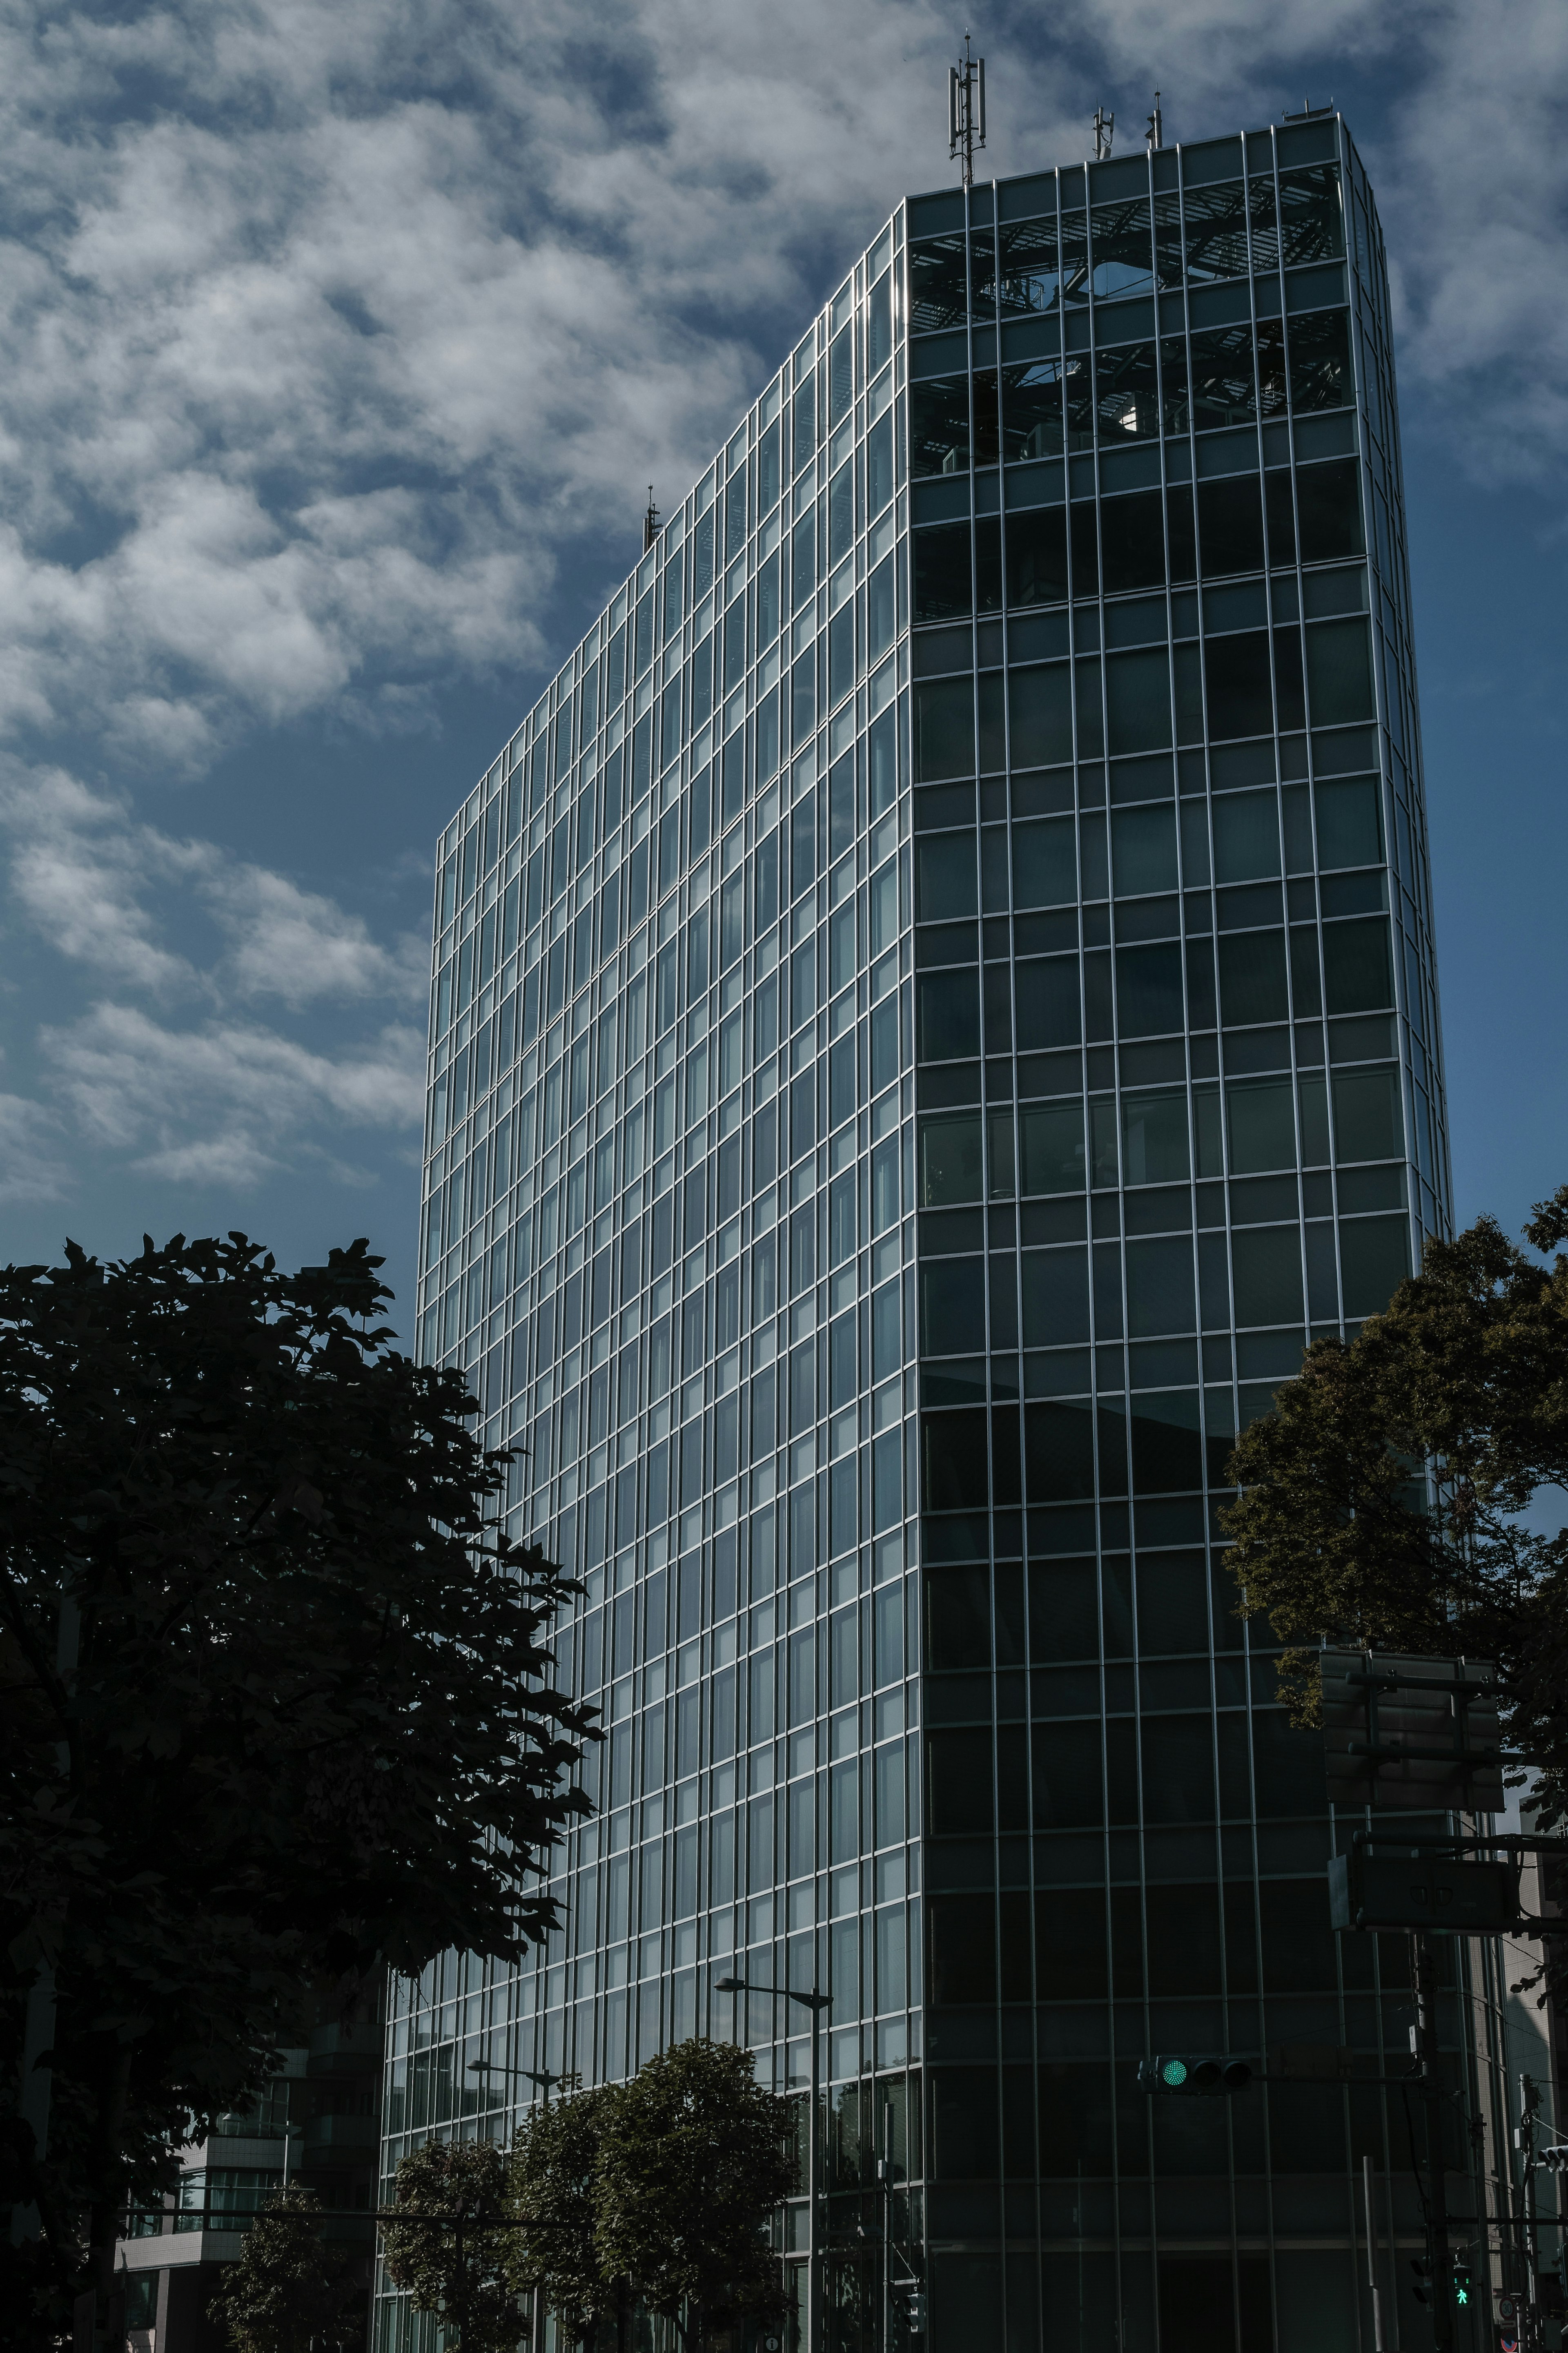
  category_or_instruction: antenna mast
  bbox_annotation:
[1146,90,1163,150]
[643,486,659,554]
[948,33,986,189]
[1093,105,1114,161]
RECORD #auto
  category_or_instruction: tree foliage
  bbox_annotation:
[381,2139,524,2353]
[0,1233,595,2339]
[207,2186,363,2353]
[1223,1187,1568,1831]
[593,2041,795,2351]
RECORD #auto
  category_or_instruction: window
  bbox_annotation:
[913,678,975,782]
[1122,1090,1189,1184]
[911,377,970,476]
[920,1115,984,1204]
[914,524,972,621]
[997,215,1060,314]
[909,234,969,332]
[1094,341,1158,439]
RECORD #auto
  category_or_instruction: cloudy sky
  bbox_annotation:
[0,0,1564,1328]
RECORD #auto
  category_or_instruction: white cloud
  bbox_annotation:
[0,1091,70,1207]
[208,863,426,1011]
[0,0,1551,775]
[45,1000,423,1187]
[0,760,425,1013]
[0,0,1561,1220]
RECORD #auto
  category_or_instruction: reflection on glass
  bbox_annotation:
[997,217,1060,315]
[910,377,970,476]
[1000,359,1066,460]
[1089,198,1154,301]
[1248,176,1280,273]
[909,234,969,332]
[1065,355,1094,452]
[1280,165,1346,265]
[1153,189,1185,288]
[1188,324,1258,431]
[1183,181,1250,282]
[1020,1104,1087,1194]
[1094,341,1160,439]
[1060,212,1088,303]
[920,1114,984,1204]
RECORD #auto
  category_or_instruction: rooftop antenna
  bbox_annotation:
[948,32,986,188]
[643,486,659,554]
[1093,105,1114,161]
[1146,90,1163,150]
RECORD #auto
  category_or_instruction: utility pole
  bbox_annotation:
[1093,106,1115,161]
[948,33,986,189]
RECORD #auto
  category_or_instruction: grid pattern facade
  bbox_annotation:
[381,113,1480,2353]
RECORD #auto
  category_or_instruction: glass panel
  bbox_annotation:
[1001,360,1067,460]
[1226,1077,1296,1172]
[997,216,1061,315]
[1094,342,1159,440]
[1090,198,1154,299]
[1247,176,1279,272]
[1182,181,1249,282]
[1122,1090,1191,1184]
[1020,1105,1087,1194]
[1189,324,1258,431]
[910,234,969,332]
[911,377,971,477]
[921,1115,985,1203]
[1279,165,1346,266]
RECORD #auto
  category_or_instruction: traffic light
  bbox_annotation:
[1137,2054,1254,2096]
[1451,2250,1472,2307]
[1410,2255,1433,2306]
[900,2286,927,2334]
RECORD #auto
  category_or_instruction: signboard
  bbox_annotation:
[1320,1648,1505,1813]
[1329,1849,1522,1934]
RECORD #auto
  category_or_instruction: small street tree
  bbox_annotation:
[507,2084,625,2347]
[207,2185,363,2353]
[1223,1185,1568,1834]
[381,2137,523,2353]
[0,1233,596,2349]
[594,2041,795,2352]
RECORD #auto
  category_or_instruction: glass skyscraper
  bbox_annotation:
[383,109,1477,2353]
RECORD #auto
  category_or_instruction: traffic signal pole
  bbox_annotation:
[1415,1930,1454,2353]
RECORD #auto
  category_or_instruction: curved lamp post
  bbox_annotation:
[714,1974,832,2353]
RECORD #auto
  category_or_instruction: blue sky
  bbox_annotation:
[0,0,1563,1338]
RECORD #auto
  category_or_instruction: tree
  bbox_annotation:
[1223,1187,1568,1833]
[507,2085,624,2347]
[0,1233,596,2346]
[381,2137,523,2353]
[207,2185,363,2353]
[594,2041,795,2352]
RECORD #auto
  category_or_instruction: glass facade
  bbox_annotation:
[383,114,1492,2353]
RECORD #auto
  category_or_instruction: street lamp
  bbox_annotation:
[467,2062,563,2348]
[715,1974,832,2353]
[466,2062,563,2095]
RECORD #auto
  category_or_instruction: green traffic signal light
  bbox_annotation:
[1161,2059,1189,2088]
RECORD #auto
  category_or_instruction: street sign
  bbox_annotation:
[1329,1849,1521,1934]
[1321,1648,1504,1812]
